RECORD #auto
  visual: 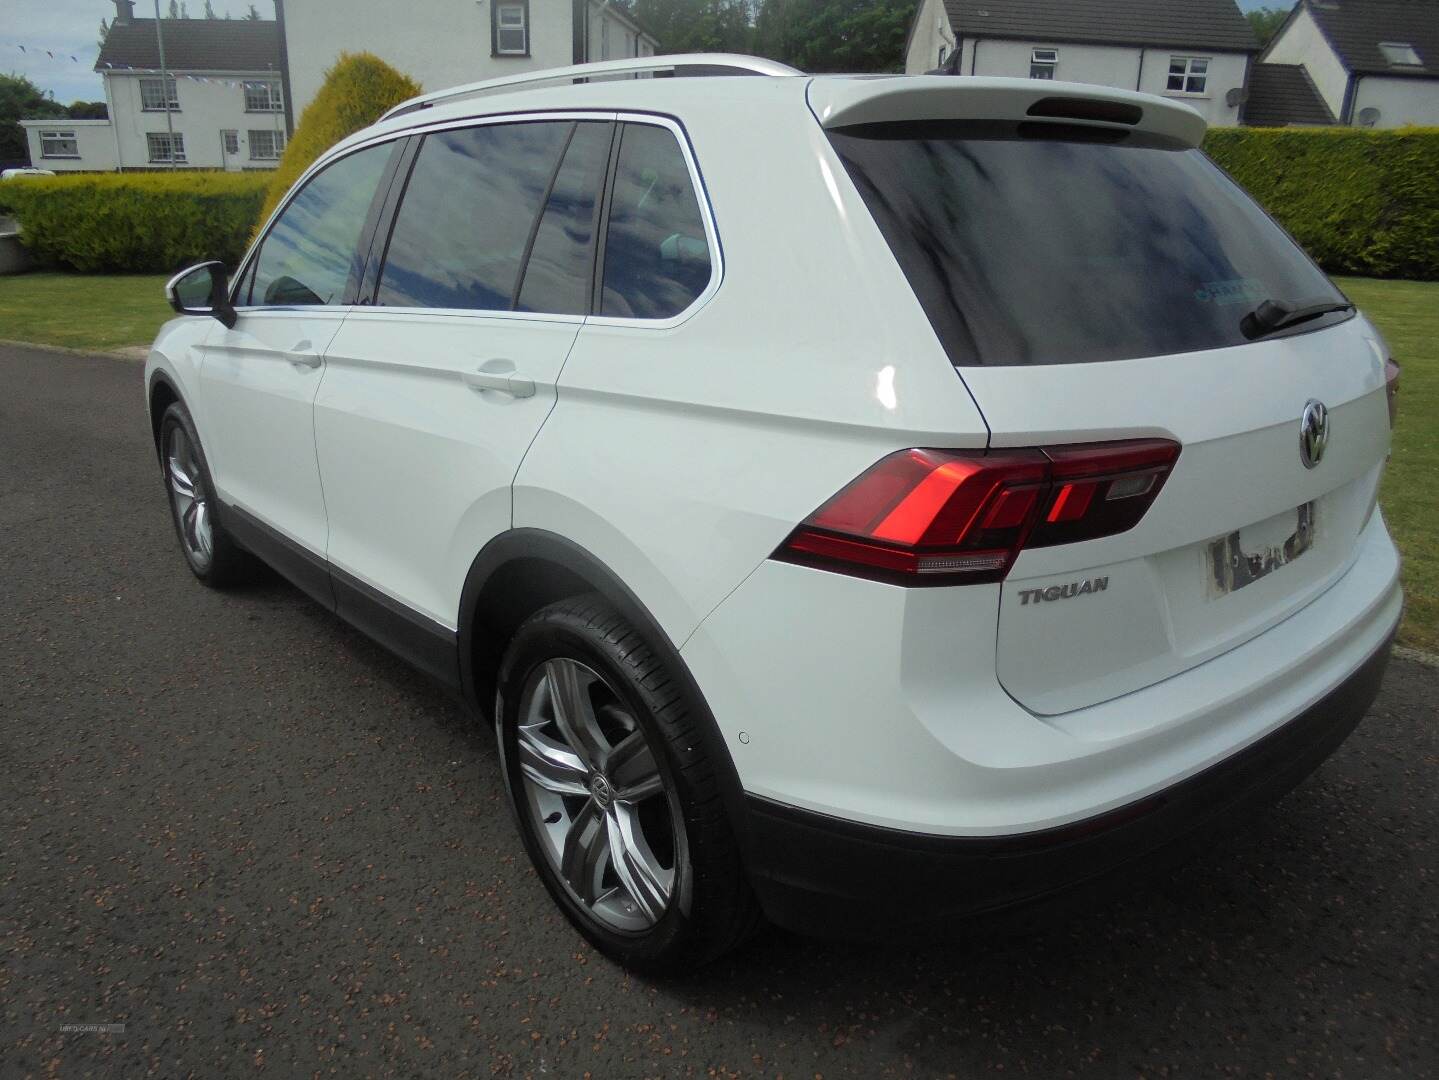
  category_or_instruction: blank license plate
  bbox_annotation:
[1207,502,1315,598]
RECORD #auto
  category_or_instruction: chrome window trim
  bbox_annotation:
[231,109,722,328]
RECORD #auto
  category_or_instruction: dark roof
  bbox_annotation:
[1303,0,1439,77]
[1245,63,1337,124]
[96,17,280,73]
[942,0,1259,53]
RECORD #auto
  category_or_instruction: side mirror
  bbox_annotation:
[166,260,237,329]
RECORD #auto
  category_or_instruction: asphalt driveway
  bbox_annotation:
[2,342,1434,1078]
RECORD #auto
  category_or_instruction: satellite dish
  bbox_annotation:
[1358,106,1381,127]
[1226,87,1247,107]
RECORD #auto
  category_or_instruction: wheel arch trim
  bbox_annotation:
[458,528,752,835]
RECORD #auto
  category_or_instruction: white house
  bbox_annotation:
[275,0,661,124]
[905,0,1258,127]
[1260,0,1439,128]
[22,0,285,173]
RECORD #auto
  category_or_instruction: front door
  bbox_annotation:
[221,129,241,172]
[200,140,396,596]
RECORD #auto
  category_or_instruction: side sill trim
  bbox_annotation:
[223,503,460,692]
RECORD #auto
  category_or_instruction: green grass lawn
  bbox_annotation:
[0,272,170,351]
[1337,277,1438,653]
[0,271,1434,649]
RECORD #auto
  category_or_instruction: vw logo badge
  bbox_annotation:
[1299,399,1329,469]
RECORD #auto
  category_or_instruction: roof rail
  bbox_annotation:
[381,53,803,121]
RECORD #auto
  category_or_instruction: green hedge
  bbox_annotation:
[1204,126,1439,281]
[0,172,267,273]
[256,52,421,231]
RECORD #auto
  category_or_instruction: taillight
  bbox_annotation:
[774,439,1180,585]
[1385,358,1400,427]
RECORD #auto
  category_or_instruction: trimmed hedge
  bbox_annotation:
[1204,126,1439,281]
[0,172,267,273]
[256,52,421,231]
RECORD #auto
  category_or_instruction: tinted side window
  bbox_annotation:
[515,121,613,316]
[376,121,571,310]
[249,143,392,307]
[599,124,711,319]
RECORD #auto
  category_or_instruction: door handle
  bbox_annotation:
[463,359,536,399]
[286,339,322,370]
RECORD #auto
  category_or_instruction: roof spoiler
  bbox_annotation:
[808,76,1208,148]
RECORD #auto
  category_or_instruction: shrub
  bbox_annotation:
[1204,126,1439,281]
[0,172,267,273]
[256,52,421,231]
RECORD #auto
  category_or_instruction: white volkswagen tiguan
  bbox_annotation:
[148,57,1403,971]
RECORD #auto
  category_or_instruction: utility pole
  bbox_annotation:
[153,0,176,168]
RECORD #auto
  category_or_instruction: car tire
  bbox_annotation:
[496,594,760,972]
[158,401,254,587]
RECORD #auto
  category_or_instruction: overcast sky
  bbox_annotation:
[6,0,1282,106]
[6,0,274,103]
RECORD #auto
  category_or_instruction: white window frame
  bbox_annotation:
[248,129,286,161]
[39,130,80,159]
[1166,56,1210,96]
[243,80,283,113]
[146,131,186,163]
[1377,42,1422,67]
[495,3,528,56]
[222,129,240,155]
[1030,47,1058,80]
[139,76,179,111]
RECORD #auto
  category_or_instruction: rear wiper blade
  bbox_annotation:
[1241,296,1353,340]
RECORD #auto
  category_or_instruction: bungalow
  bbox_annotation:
[1259,0,1439,127]
[905,0,1259,127]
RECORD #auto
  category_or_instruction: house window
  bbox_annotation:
[249,129,285,160]
[39,130,80,158]
[222,130,239,154]
[243,80,283,112]
[1378,42,1422,67]
[146,132,185,163]
[1167,56,1209,94]
[1030,48,1058,79]
[139,76,179,111]
[493,1,528,56]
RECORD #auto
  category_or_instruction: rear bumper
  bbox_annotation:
[740,632,1393,937]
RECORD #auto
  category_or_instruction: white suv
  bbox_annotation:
[149,56,1402,971]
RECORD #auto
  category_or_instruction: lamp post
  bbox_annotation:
[152,0,176,168]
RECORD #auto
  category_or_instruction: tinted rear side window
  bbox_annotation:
[377,121,571,310]
[599,124,712,319]
[516,120,613,316]
[828,121,1349,366]
[249,142,392,307]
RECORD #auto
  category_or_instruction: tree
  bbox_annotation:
[98,16,110,51]
[632,0,754,55]
[1245,6,1290,47]
[167,0,180,17]
[753,0,912,72]
[0,73,67,167]
[66,101,110,120]
[204,0,217,16]
[244,3,262,19]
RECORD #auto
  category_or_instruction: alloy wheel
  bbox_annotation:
[516,657,683,933]
[166,426,213,569]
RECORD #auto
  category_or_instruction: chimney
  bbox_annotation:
[113,0,135,23]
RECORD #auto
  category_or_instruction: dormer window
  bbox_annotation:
[1378,42,1422,67]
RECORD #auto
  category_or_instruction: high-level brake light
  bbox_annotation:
[774,439,1180,585]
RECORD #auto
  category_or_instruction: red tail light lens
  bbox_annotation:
[774,439,1180,585]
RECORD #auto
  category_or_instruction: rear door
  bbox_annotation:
[201,140,397,580]
[314,115,615,645]
[827,119,1392,715]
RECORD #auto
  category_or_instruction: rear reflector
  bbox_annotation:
[774,439,1180,585]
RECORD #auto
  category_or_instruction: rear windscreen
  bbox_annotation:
[828,121,1350,366]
